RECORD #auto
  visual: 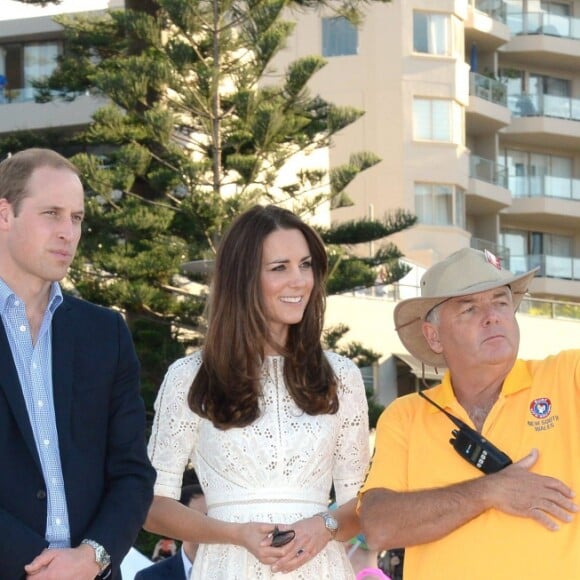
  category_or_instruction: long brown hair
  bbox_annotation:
[188,204,338,429]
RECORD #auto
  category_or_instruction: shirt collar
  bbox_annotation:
[426,359,532,412]
[0,277,63,315]
[180,547,193,579]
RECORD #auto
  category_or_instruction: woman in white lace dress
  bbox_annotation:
[144,205,370,579]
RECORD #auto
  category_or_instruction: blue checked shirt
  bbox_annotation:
[0,277,71,548]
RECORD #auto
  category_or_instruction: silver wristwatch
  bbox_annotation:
[81,539,111,576]
[315,511,339,539]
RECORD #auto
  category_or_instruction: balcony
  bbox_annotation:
[466,1,511,52]
[510,254,580,280]
[509,175,580,201]
[0,91,105,135]
[501,11,580,69]
[501,93,580,150]
[467,155,511,214]
[470,0,507,24]
[508,93,580,121]
[470,237,509,263]
[507,11,580,40]
[503,173,580,228]
[471,155,507,187]
[470,73,507,106]
[467,73,510,135]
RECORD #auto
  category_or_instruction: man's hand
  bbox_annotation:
[25,544,100,580]
[486,448,579,530]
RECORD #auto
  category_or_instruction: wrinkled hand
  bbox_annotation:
[25,546,99,579]
[488,448,578,530]
[238,522,297,565]
[270,515,330,574]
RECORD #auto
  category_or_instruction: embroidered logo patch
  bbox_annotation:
[530,398,552,419]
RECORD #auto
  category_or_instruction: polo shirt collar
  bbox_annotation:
[426,359,532,412]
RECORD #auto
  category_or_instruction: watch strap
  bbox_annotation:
[314,511,339,539]
[81,538,111,576]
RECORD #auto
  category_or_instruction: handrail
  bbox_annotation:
[469,72,507,107]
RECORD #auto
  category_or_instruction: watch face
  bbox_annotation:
[326,515,339,531]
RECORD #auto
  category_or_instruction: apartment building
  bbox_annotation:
[0,0,121,137]
[1,0,577,402]
[277,0,580,305]
[3,0,578,306]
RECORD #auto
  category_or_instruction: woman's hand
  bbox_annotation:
[237,522,297,565]
[270,515,330,573]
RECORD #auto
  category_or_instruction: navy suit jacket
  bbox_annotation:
[0,294,156,580]
[134,552,186,580]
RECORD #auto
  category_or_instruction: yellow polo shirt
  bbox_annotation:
[360,350,580,580]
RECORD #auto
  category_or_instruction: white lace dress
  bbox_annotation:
[148,350,370,579]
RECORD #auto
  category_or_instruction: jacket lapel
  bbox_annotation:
[0,320,42,472]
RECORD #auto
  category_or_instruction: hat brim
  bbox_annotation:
[394,267,538,368]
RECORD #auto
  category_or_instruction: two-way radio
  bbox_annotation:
[418,390,512,474]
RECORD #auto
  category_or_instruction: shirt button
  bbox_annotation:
[55,518,62,525]
[36,490,47,500]
[37,400,44,408]
[43,439,50,446]
[14,300,20,306]
[19,325,26,332]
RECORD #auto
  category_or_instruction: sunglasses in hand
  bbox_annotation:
[270,525,295,547]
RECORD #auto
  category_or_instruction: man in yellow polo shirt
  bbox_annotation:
[359,248,580,580]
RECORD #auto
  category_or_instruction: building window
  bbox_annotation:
[500,148,573,198]
[0,40,62,102]
[501,228,574,278]
[413,98,462,143]
[415,183,465,227]
[413,12,450,55]
[322,17,358,57]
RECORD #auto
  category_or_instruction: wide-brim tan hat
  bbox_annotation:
[394,248,538,368]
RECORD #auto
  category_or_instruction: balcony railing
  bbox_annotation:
[520,296,580,321]
[0,87,84,105]
[508,254,580,281]
[470,155,508,188]
[471,0,507,23]
[469,73,507,107]
[349,281,580,321]
[509,175,580,200]
[470,237,510,264]
[507,11,580,40]
[508,93,580,121]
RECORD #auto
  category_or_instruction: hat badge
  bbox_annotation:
[484,249,502,270]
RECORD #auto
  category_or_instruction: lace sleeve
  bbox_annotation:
[328,353,371,505]
[148,352,203,499]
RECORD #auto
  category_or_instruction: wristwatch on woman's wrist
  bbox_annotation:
[81,539,111,577]
[315,511,339,539]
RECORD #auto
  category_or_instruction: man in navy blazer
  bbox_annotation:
[136,482,206,580]
[0,148,155,579]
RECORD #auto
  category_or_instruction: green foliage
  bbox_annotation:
[319,210,417,293]
[323,324,384,429]
[3,0,402,417]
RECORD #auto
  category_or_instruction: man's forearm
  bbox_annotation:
[360,477,489,551]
